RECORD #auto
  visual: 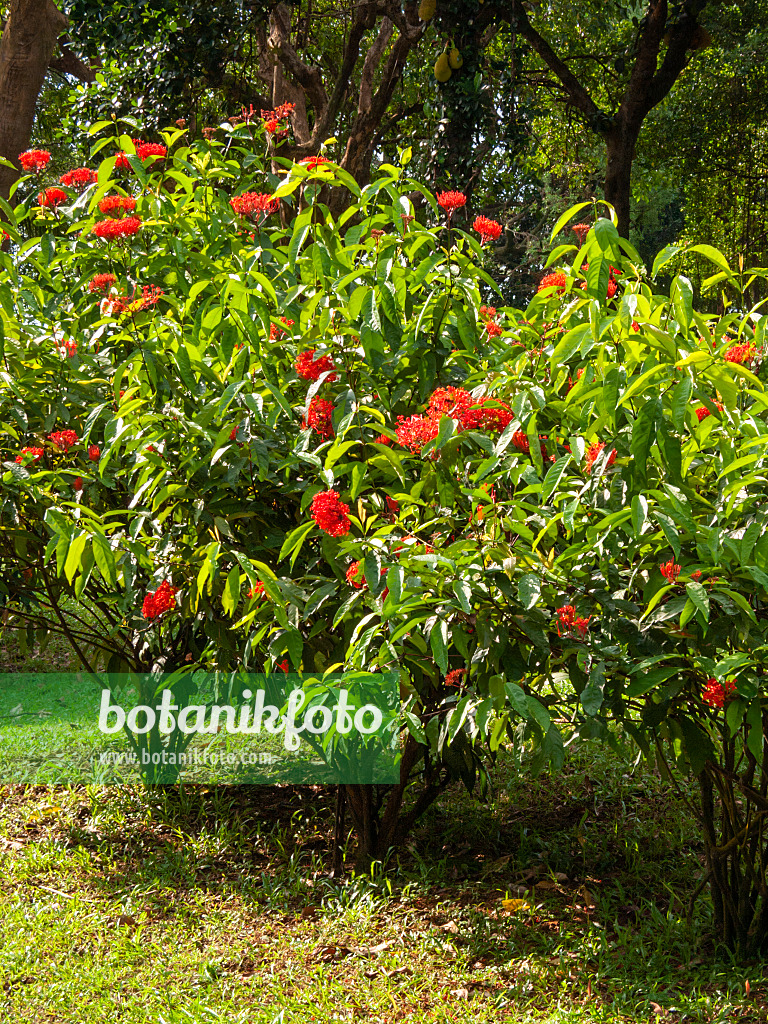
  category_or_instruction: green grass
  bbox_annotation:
[0,742,765,1023]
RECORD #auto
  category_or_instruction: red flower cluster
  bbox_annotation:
[88,445,100,461]
[724,342,756,365]
[473,215,502,244]
[59,167,98,189]
[395,414,440,453]
[270,317,295,341]
[702,678,737,709]
[660,560,681,582]
[248,581,268,600]
[303,396,335,439]
[92,216,142,239]
[16,446,44,464]
[136,142,166,161]
[310,490,351,536]
[512,430,529,453]
[104,285,163,316]
[98,195,137,216]
[74,476,83,490]
[572,222,590,245]
[480,305,503,337]
[38,187,68,209]
[537,270,567,294]
[690,570,702,581]
[261,102,295,136]
[299,156,330,169]
[695,401,723,421]
[48,429,79,452]
[436,190,467,214]
[585,441,617,473]
[89,273,117,293]
[556,605,590,638]
[631,320,640,332]
[346,561,365,588]
[427,386,512,432]
[295,349,338,381]
[395,386,512,454]
[114,141,166,169]
[445,668,467,688]
[19,150,50,173]
[230,192,279,218]
[142,579,178,620]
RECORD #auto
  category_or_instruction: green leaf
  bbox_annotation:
[430,618,448,673]
[631,494,648,537]
[541,455,571,502]
[285,627,303,670]
[670,377,692,432]
[630,398,660,487]
[278,521,316,565]
[651,244,684,278]
[685,581,710,622]
[386,565,403,605]
[671,274,693,331]
[222,565,241,616]
[518,573,541,610]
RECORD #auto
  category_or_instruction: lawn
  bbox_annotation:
[0,723,764,1022]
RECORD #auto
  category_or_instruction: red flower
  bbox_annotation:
[264,118,279,134]
[135,141,166,161]
[436,190,467,214]
[19,149,51,173]
[631,320,640,332]
[87,444,100,461]
[486,320,503,337]
[385,496,399,515]
[585,441,616,473]
[59,167,98,189]
[473,215,502,244]
[229,426,239,441]
[61,338,77,358]
[346,561,365,588]
[98,195,137,216]
[38,187,68,209]
[295,349,338,381]
[142,579,178,620]
[690,570,702,580]
[230,192,279,218]
[92,216,142,239]
[270,317,295,341]
[299,156,330,169]
[537,271,567,294]
[702,678,737,709]
[310,490,351,536]
[512,430,530,453]
[248,581,268,600]
[572,222,590,245]
[114,152,132,170]
[48,428,79,452]
[395,414,439,454]
[89,273,117,294]
[74,476,83,490]
[556,605,590,638]
[660,560,681,582]
[276,658,290,673]
[724,342,756,365]
[16,446,44,464]
[303,396,335,439]
[445,668,466,688]
[479,306,496,319]
[606,277,618,299]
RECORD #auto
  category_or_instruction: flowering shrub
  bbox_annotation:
[3,127,768,917]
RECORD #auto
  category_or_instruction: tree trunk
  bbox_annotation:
[603,123,638,239]
[0,0,68,199]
